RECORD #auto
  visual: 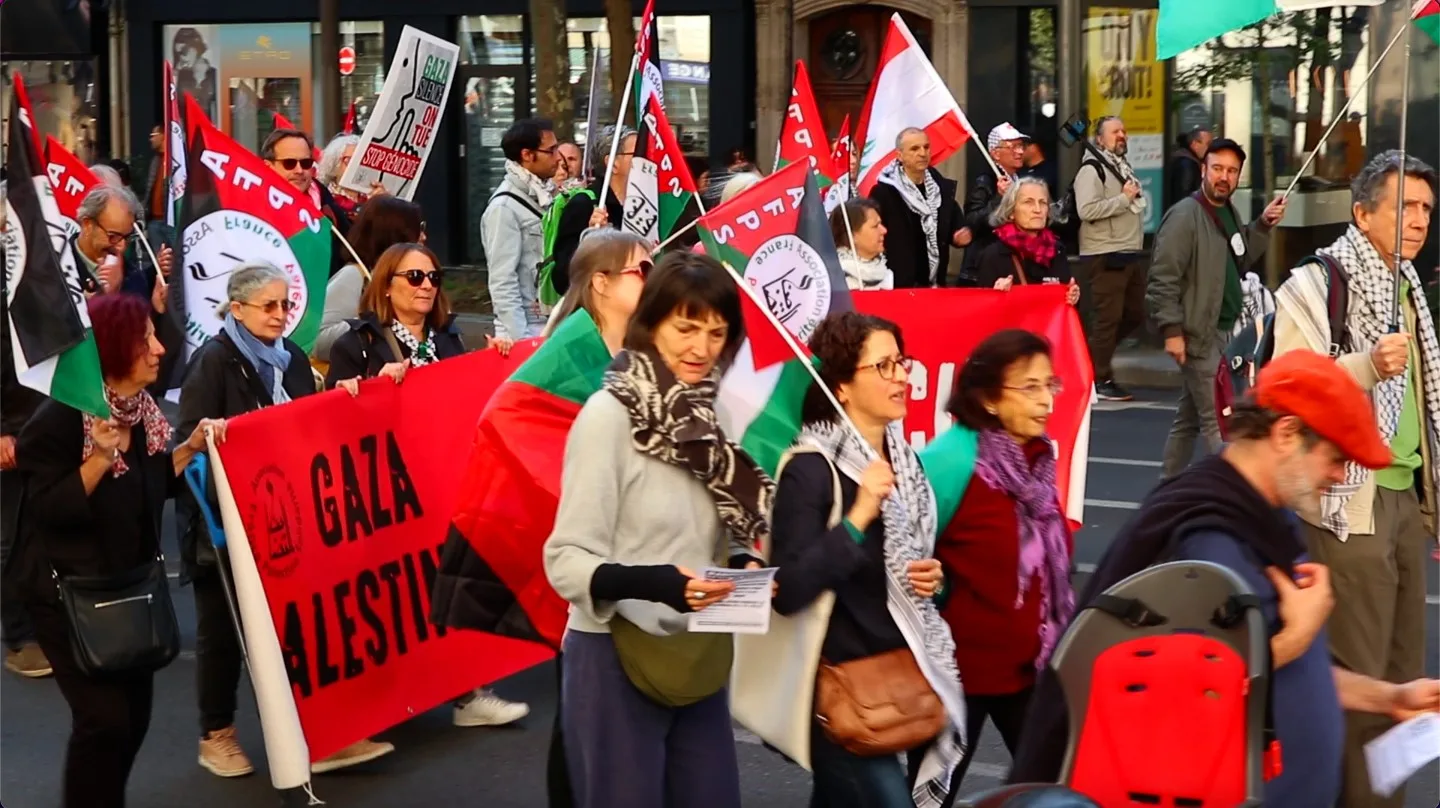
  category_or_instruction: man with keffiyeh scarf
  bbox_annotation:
[1271,149,1440,808]
[869,128,969,288]
[482,118,559,340]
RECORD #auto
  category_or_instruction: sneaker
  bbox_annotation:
[199,726,255,778]
[1095,379,1134,401]
[4,644,52,678]
[453,688,530,727]
[311,738,395,774]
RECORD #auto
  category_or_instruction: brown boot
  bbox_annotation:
[310,738,395,774]
[199,726,255,778]
[4,644,52,678]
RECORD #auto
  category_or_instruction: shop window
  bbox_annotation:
[0,60,99,164]
[310,22,386,144]
[460,16,525,66]
[1084,7,1166,233]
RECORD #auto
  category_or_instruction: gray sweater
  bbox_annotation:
[543,390,739,636]
[313,263,365,362]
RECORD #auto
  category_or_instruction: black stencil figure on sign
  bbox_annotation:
[377,43,423,158]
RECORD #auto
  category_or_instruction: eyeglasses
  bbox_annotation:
[395,269,444,287]
[619,260,654,279]
[99,227,135,246]
[242,299,298,315]
[856,355,914,381]
[1004,378,1065,399]
[274,158,315,171]
[534,145,558,155]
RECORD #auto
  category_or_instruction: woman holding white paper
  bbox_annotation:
[542,252,768,808]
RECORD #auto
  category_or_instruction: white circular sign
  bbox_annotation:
[338,46,357,76]
[180,210,307,350]
[745,234,832,344]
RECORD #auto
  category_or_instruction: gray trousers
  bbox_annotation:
[1303,487,1429,808]
[1162,329,1229,479]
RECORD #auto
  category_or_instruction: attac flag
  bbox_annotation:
[44,135,102,228]
[442,313,611,648]
[177,94,331,362]
[698,161,852,474]
[622,0,664,242]
[855,14,982,195]
[3,77,109,418]
[827,115,853,214]
[777,61,838,205]
[164,60,187,229]
[640,91,700,241]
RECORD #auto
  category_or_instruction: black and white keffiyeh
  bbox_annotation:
[1298,225,1440,538]
[390,319,438,366]
[796,420,966,808]
[1099,148,1147,218]
[878,159,942,285]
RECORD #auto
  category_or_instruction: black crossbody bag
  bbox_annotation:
[42,445,181,678]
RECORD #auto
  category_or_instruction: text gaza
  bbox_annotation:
[310,431,424,547]
[198,148,324,234]
[707,185,806,245]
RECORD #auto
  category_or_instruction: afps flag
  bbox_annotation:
[698,161,851,474]
[3,76,108,417]
[777,61,841,212]
[176,94,331,359]
[639,91,700,241]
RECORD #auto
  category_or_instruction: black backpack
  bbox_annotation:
[1055,158,1111,252]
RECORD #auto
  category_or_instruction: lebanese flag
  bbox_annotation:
[441,314,610,648]
[854,14,982,196]
[44,135,101,225]
[698,161,852,474]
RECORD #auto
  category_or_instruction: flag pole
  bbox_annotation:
[580,45,603,182]
[1280,5,1421,201]
[653,214,701,253]
[131,222,164,276]
[840,199,858,255]
[331,220,370,281]
[1389,13,1414,333]
[716,259,879,461]
[598,50,640,214]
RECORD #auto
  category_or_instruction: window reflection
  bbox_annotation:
[1,60,99,164]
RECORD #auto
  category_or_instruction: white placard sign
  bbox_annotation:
[339,26,459,200]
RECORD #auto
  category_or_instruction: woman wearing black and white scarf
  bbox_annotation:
[770,311,965,808]
[543,252,770,808]
[869,129,967,288]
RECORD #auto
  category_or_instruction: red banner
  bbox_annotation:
[215,347,548,760]
[854,286,1094,520]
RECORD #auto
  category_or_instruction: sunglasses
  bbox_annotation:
[275,158,315,171]
[395,269,444,287]
[242,299,298,315]
[620,260,654,278]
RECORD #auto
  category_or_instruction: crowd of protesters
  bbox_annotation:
[1,105,1439,808]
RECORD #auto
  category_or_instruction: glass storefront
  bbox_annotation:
[310,22,387,144]
[1,60,101,164]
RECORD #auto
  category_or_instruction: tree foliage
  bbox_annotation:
[532,0,575,140]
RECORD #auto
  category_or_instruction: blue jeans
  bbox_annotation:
[809,722,918,808]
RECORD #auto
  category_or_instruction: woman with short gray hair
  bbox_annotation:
[975,176,1079,305]
[176,261,395,778]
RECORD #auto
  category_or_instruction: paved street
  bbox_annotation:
[2,387,1437,807]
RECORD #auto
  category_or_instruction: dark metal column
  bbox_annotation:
[320,0,341,139]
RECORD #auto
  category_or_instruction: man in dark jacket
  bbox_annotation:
[868,127,969,287]
[1164,126,1211,211]
[1008,351,1440,806]
[957,123,1029,286]
[261,128,350,276]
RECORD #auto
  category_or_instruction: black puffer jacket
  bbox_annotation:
[323,312,466,388]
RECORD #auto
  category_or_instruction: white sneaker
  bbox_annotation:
[453,688,530,727]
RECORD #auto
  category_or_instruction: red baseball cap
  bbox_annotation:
[1252,350,1392,470]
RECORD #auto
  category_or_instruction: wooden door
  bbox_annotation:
[807,7,933,137]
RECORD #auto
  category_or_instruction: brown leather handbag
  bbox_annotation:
[815,646,947,756]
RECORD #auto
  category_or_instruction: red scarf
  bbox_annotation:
[995,222,1058,267]
[82,387,173,477]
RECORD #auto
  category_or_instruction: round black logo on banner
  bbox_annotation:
[249,465,304,579]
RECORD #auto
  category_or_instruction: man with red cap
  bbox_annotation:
[1009,350,1440,806]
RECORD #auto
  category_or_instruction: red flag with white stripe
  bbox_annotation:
[854,14,981,196]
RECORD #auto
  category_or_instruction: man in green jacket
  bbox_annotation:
[1147,138,1287,478]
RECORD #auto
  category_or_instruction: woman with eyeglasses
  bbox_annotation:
[920,329,1075,798]
[543,229,652,349]
[769,311,966,807]
[175,262,395,777]
[974,176,1079,306]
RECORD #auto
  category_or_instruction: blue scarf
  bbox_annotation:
[222,312,293,405]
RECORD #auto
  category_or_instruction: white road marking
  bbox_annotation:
[1094,400,1178,413]
[1090,456,1163,468]
[1084,498,1142,511]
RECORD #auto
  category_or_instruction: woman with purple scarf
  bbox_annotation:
[918,329,1075,798]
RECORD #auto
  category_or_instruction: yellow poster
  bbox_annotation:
[1085,8,1165,135]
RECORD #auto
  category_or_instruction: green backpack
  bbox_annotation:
[537,187,597,307]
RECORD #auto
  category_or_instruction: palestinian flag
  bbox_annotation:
[175,93,331,361]
[440,312,612,648]
[699,161,852,474]
[777,61,840,211]
[1415,0,1439,43]
[45,135,101,232]
[164,60,186,229]
[621,0,664,242]
[639,91,700,242]
[828,115,853,214]
[3,76,108,417]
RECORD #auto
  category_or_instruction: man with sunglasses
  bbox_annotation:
[262,129,350,275]
[482,118,558,340]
